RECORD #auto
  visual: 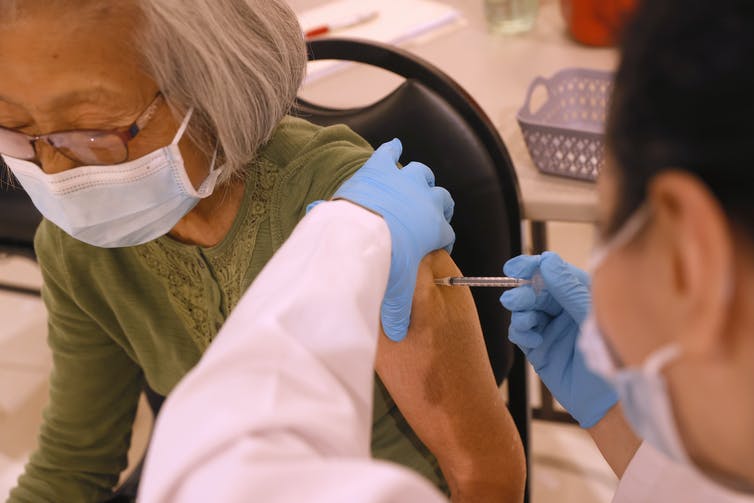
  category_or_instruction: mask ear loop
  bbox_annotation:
[207,145,219,173]
[578,314,621,378]
[171,108,194,145]
[643,344,682,374]
[589,203,653,274]
[170,107,223,198]
[171,108,221,177]
[194,140,223,198]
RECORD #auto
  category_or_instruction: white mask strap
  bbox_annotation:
[578,313,620,378]
[644,344,682,374]
[206,145,218,172]
[171,108,194,145]
[589,204,652,273]
[194,146,223,198]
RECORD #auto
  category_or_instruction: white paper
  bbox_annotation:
[298,0,462,83]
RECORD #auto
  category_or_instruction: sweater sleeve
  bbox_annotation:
[8,222,144,503]
[266,117,374,248]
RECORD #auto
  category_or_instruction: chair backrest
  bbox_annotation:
[0,159,41,259]
[295,38,522,382]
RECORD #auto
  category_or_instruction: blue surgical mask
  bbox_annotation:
[577,205,691,464]
[579,315,689,464]
[2,109,222,248]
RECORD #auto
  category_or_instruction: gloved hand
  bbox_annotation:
[500,252,618,428]
[328,139,455,342]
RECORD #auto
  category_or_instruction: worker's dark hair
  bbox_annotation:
[606,0,754,237]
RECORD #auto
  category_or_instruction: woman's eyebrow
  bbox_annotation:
[0,86,122,110]
[48,86,121,109]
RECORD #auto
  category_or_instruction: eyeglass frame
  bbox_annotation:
[0,92,164,166]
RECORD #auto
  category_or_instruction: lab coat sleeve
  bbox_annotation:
[613,442,754,503]
[138,200,447,503]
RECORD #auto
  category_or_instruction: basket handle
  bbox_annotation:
[521,76,550,117]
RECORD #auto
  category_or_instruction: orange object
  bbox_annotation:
[561,0,637,46]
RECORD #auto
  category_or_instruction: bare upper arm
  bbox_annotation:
[375,250,525,502]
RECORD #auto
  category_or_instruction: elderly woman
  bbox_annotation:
[0,1,524,502]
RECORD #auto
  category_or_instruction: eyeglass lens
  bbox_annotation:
[0,128,128,165]
[46,131,128,165]
[0,128,36,160]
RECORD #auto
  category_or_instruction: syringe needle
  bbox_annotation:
[433,276,531,288]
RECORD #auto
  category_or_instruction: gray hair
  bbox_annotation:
[138,0,306,183]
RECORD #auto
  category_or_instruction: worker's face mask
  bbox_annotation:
[2,109,222,248]
[577,205,690,465]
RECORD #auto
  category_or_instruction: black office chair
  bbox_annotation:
[0,160,40,256]
[0,161,44,295]
[296,38,530,498]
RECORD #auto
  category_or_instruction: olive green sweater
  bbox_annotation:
[9,117,445,502]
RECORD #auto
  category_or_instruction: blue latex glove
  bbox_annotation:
[323,139,455,341]
[500,252,618,428]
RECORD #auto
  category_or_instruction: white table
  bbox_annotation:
[294,0,618,224]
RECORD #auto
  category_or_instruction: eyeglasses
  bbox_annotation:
[0,93,163,166]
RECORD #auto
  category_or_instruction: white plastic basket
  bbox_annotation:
[517,68,614,182]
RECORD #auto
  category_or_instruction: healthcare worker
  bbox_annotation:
[502,0,754,501]
[138,140,456,502]
[141,0,754,502]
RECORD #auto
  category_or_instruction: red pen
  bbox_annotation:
[304,10,379,39]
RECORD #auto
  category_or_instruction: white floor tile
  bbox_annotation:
[0,367,49,419]
[0,260,51,499]
[0,289,50,421]
[0,256,42,290]
[0,454,26,502]
[531,420,617,503]
[0,365,47,501]
[0,293,48,369]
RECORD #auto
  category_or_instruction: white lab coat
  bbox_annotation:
[613,442,753,502]
[138,201,446,503]
[138,200,753,503]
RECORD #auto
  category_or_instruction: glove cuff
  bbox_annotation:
[576,390,620,428]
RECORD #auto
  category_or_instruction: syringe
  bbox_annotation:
[434,276,528,288]
[434,274,545,292]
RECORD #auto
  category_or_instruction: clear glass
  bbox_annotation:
[484,0,539,35]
